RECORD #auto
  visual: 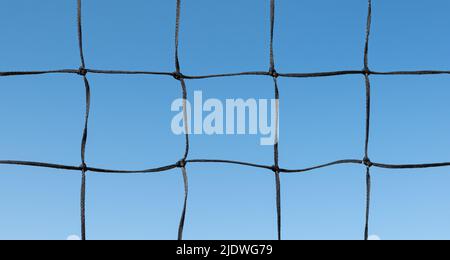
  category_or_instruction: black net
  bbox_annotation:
[1,0,450,240]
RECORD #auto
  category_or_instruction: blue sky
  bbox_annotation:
[1,0,450,240]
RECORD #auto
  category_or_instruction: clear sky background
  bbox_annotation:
[1,0,450,240]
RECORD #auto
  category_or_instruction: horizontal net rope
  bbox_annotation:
[3,69,450,78]
[3,159,450,173]
[1,0,450,240]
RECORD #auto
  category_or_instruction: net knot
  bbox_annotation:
[269,69,279,78]
[362,68,371,76]
[172,72,184,81]
[78,67,88,76]
[176,159,187,168]
[363,157,373,168]
[80,162,88,172]
[272,165,280,173]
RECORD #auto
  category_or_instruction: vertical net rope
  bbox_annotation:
[363,0,373,241]
[77,0,91,241]
[173,0,190,241]
[269,0,282,241]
